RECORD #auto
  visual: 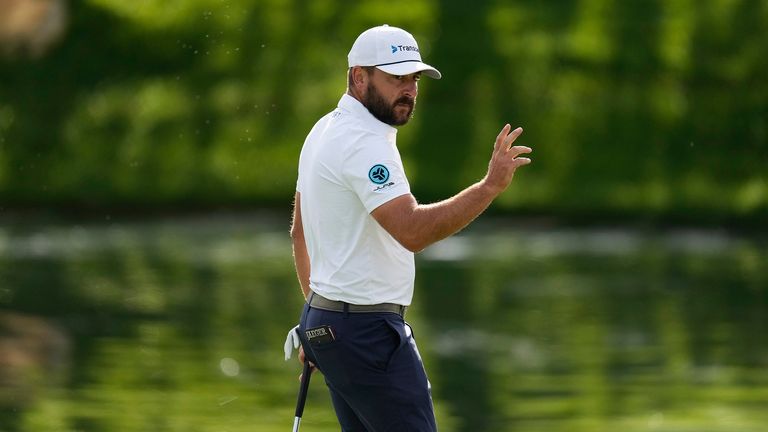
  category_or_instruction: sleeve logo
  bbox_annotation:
[368,164,390,184]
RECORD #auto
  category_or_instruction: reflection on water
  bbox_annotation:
[0,311,70,426]
[0,214,766,431]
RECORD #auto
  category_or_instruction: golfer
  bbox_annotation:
[288,24,531,431]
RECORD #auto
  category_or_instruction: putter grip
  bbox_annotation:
[295,361,312,417]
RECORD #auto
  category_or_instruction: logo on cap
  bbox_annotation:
[390,45,420,54]
[368,164,390,184]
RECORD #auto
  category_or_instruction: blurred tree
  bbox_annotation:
[0,0,765,221]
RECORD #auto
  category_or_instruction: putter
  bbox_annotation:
[292,360,313,432]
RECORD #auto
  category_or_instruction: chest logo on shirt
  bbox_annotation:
[368,164,390,184]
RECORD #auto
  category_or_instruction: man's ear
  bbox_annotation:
[352,66,368,87]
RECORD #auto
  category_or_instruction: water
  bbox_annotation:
[1,214,766,432]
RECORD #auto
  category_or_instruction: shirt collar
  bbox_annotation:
[338,93,398,137]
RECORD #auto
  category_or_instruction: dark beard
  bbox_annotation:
[363,82,415,126]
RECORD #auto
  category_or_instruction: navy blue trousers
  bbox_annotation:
[298,303,437,432]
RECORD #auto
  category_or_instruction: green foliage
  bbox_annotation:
[0,0,766,219]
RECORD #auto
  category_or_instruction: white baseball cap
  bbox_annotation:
[348,25,442,79]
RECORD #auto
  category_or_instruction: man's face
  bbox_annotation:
[362,68,420,126]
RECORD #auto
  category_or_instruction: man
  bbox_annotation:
[288,25,531,431]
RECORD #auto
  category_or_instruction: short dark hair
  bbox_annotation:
[347,66,375,90]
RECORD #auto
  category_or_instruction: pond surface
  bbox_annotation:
[1,214,766,432]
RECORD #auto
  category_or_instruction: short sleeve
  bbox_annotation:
[296,168,303,193]
[343,135,411,213]
[295,153,304,193]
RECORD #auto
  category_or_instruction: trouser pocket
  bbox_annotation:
[368,316,405,372]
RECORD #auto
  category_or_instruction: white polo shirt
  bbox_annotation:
[296,94,414,306]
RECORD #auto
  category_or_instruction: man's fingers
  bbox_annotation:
[298,362,317,382]
[513,157,532,167]
[503,127,524,150]
[494,124,512,151]
[298,346,307,364]
[508,145,532,157]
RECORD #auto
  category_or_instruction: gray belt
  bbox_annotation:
[308,292,407,317]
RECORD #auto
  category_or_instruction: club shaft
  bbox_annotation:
[292,361,312,430]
